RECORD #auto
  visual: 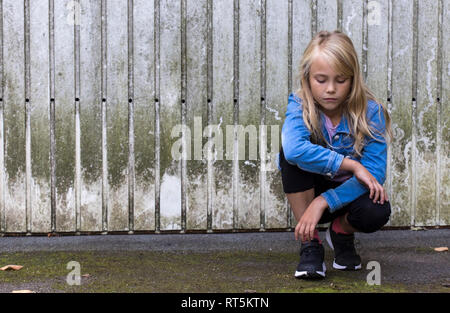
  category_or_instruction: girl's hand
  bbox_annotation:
[353,163,389,205]
[295,196,328,242]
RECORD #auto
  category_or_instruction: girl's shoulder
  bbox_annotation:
[289,92,302,104]
[366,99,387,130]
[367,99,382,114]
[288,92,303,111]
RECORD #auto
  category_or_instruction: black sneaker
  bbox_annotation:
[326,225,362,270]
[294,239,326,279]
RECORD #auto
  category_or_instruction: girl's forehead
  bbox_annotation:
[310,54,338,74]
[310,51,350,77]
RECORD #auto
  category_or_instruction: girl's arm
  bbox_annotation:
[340,158,388,204]
[282,94,345,178]
[320,101,389,213]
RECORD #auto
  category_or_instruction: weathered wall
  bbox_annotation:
[0,0,448,234]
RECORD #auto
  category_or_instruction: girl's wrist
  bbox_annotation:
[313,195,329,211]
[340,158,361,173]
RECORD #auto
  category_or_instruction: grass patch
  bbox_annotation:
[0,250,445,293]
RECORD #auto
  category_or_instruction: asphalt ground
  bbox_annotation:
[0,229,448,293]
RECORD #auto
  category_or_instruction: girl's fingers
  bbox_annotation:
[379,186,385,204]
[369,181,374,199]
[309,225,315,242]
[298,223,306,242]
[373,183,380,203]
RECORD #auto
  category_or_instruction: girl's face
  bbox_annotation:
[309,53,352,117]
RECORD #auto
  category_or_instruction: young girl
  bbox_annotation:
[277,30,392,279]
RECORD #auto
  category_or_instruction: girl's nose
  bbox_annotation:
[326,82,336,93]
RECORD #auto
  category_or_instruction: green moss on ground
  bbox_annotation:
[0,250,447,293]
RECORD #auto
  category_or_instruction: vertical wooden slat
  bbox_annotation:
[74,0,81,234]
[185,0,208,230]
[260,0,266,231]
[30,0,51,233]
[101,0,109,233]
[79,0,102,232]
[206,0,213,232]
[389,0,414,226]
[386,0,393,225]
[310,0,317,36]
[4,0,27,232]
[0,0,4,233]
[316,0,337,32]
[264,0,287,229]
[361,0,368,81]
[342,0,363,70]
[134,0,155,231]
[180,0,186,232]
[54,0,75,232]
[414,0,439,226]
[289,0,311,229]
[232,0,239,230]
[435,0,442,226]
[154,0,161,232]
[366,0,389,122]
[159,0,181,230]
[438,0,450,225]
[24,0,31,235]
[211,0,233,230]
[49,0,56,233]
[286,0,292,229]
[411,0,419,226]
[237,0,260,230]
[337,0,343,31]
[127,0,135,234]
[106,0,128,231]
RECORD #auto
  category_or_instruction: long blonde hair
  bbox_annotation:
[295,30,392,157]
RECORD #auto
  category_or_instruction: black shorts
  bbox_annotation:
[279,146,391,232]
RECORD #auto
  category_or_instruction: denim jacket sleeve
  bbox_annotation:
[321,100,388,213]
[281,94,345,177]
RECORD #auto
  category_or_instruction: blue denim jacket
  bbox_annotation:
[277,93,388,213]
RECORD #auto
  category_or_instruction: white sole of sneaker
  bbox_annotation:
[332,259,362,270]
[295,262,326,278]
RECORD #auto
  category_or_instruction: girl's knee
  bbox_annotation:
[348,201,391,233]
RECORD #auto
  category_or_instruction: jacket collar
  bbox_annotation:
[319,111,351,135]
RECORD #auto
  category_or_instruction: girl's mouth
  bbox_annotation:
[324,98,338,102]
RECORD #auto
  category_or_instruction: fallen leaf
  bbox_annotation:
[82,274,90,278]
[0,265,23,271]
[411,226,426,231]
[434,247,448,252]
[12,290,34,293]
[244,290,256,293]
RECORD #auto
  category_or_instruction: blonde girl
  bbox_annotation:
[277,30,392,279]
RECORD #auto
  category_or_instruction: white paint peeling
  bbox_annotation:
[244,160,256,167]
[266,105,281,121]
[344,6,357,37]
[394,46,409,59]
[160,173,181,218]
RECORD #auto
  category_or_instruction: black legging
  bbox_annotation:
[279,146,391,233]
